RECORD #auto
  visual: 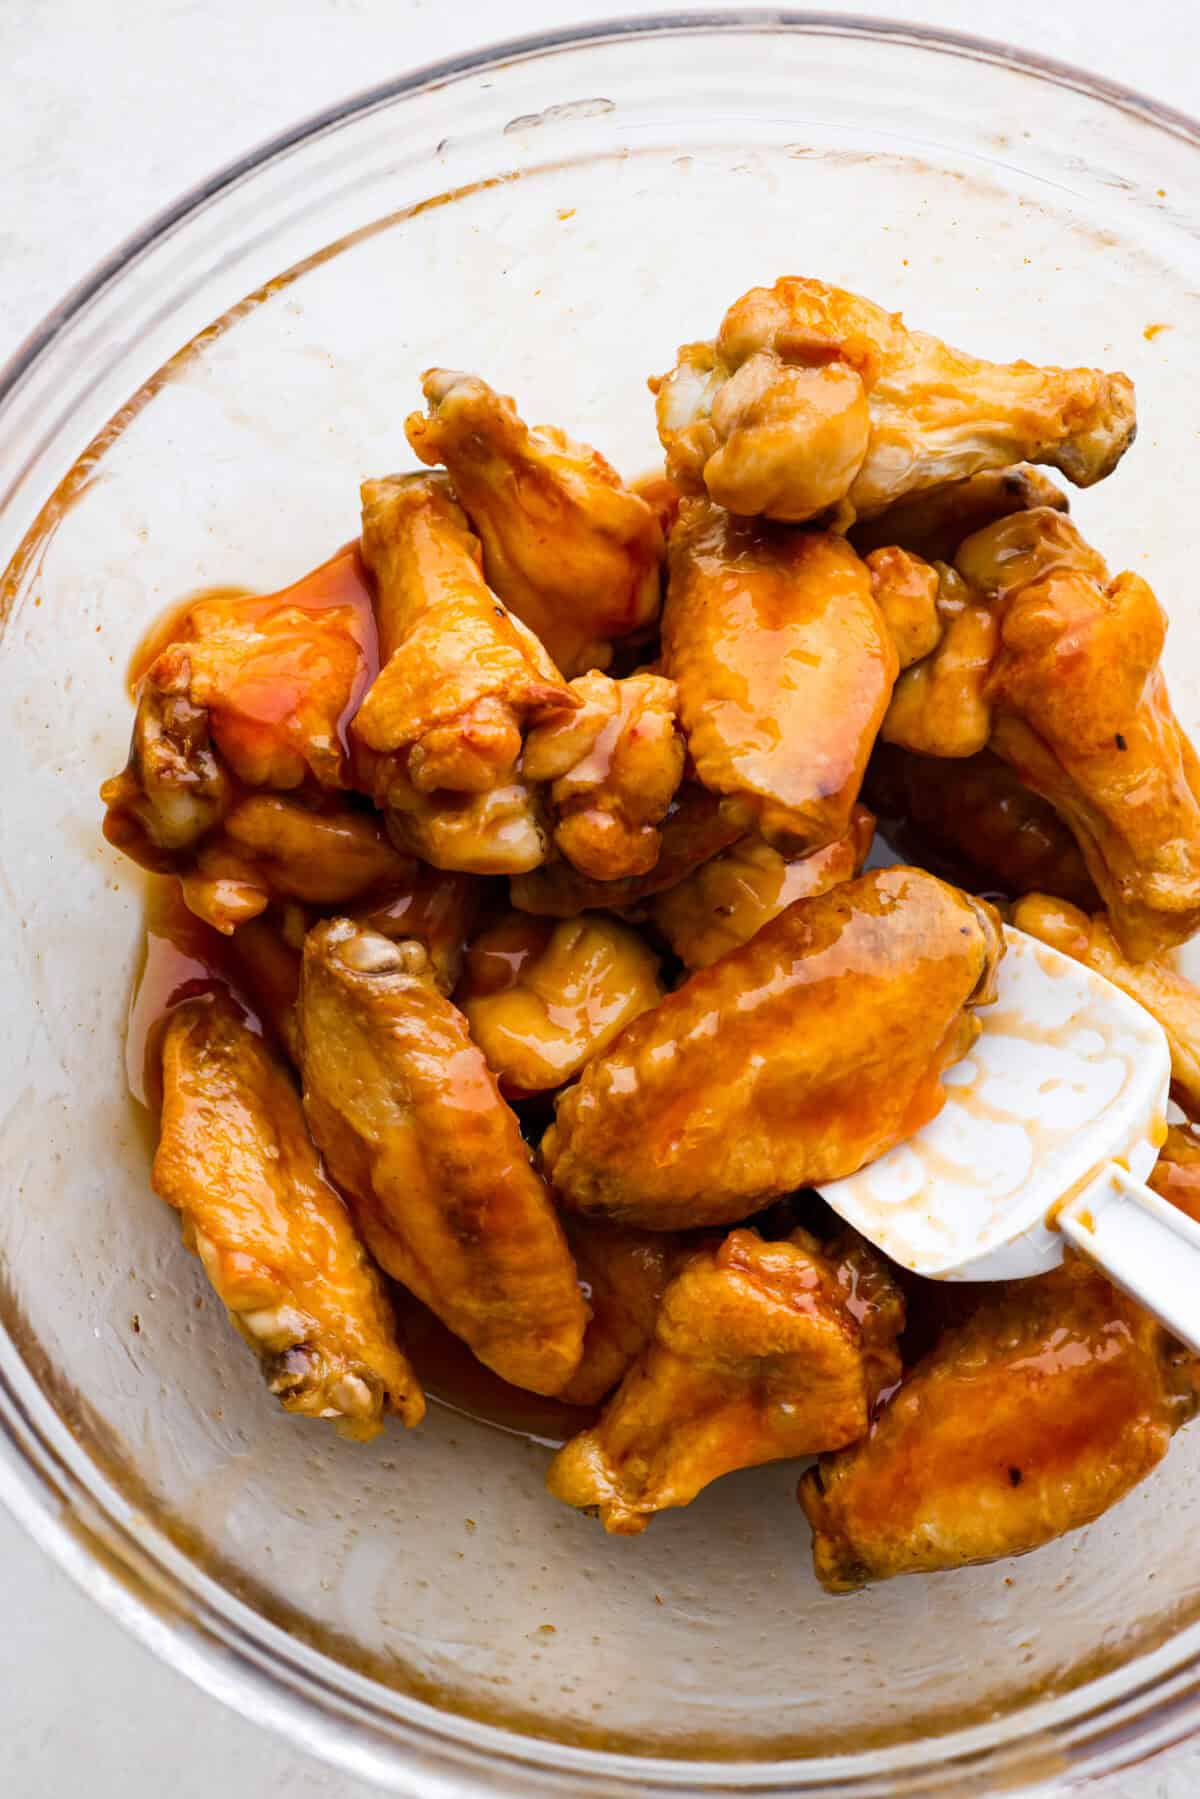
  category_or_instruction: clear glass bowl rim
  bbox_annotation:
[5,12,1200,1796]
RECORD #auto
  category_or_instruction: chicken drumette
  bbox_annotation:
[405,370,664,676]
[298,917,586,1395]
[558,1217,684,1408]
[154,993,423,1438]
[652,277,1135,523]
[543,868,1003,1230]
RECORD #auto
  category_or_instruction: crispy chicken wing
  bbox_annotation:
[866,745,1099,909]
[652,278,1135,522]
[558,1218,683,1407]
[881,564,997,758]
[663,501,897,850]
[521,670,686,880]
[798,1258,1194,1590]
[102,545,373,870]
[298,918,586,1395]
[958,507,1200,958]
[863,546,942,670]
[651,805,875,969]
[351,473,575,872]
[1011,893,1200,1117]
[153,994,422,1438]
[543,868,1003,1230]
[1149,1124,1200,1223]
[849,464,1070,562]
[405,370,664,676]
[458,911,663,1096]
[547,1227,904,1533]
[509,781,743,917]
[351,866,481,995]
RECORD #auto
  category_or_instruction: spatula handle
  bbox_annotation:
[1060,1163,1200,1354]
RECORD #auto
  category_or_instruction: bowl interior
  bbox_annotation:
[4,19,1200,1794]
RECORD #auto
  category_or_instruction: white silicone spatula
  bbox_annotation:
[818,925,1200,1353]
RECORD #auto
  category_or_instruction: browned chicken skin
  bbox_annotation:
[652,806,875,970]
[547,1227,905,1533]
[1149,1123,1200,1222]
[849,464,1070,563]
[799,1258,1195,1590]
[1011,893,1200,1118]
[543,868,1003,1230]
[559,1218,683,1408]
[663,501,897,851]
[457,911,663,1096]
[298,918,586,1395]
[864,546,942,670]
[154,994,423,1438]
[865,745,1099,910]
[958,508,1200,959]
[405,370,664,676]
[351,865,481,996]
[653,278,1135,522]
[881,564,997,759]
[352,472,576,873]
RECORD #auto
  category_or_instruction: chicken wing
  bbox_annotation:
[798,1258,1194,1590]
[663,501,897,850]
[521,670,686,880]
[863,546,942,670]
[457,911,663,1096]
[102,544,373,870]
[881,564,997,758]
[405,370,664,676]
[651,805,875,969]
[351,473,576,872]
[652,278,1135,523]
[153,994,422,1438]
[1149,1124,1200,1223]
[543,868,1003,1230]
[547,1227,904,1533]
[958,507,1200,959]
[509,781,743,918]
[558,1218,682,1407]
[1011,893,1200,1117]
[298,918,586,1395]
[865,745,1099,909]
[351,866,481,995]
[849,465,1069,562]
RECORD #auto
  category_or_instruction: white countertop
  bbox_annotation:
[3,1,1200,1793]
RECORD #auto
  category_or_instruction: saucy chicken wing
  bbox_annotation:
[865,745,1099,909]
[405,370,664,676]
[543,868,1003,1229]
[849,464,1069,562]
[351,473,575,872]
[547,1227,904,1533]
[881,564,997,759]
[958,507,1200,959]
[798,1258,1195,1590]
[1011,893,1200,1118]
[457,911,663,1095]
[298,918,586,1395]
[1149,1124,1200,1223]
[559,1217,683,1407]
[652,278,1135,522]
[651,805,875,970]
[663,501,897,850]
[154,994,422,1438]
[863,546,942,670]
[351,865,481,995]
[521,670,686,880]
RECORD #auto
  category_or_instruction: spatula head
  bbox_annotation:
[818,926,1171,1279]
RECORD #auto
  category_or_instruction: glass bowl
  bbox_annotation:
[4,15,1200,1795]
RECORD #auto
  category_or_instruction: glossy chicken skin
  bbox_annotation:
[1149,1124,1200,1223]
[298,918,586,1395]
[543,868,1004,1230]
[351,473,575,872]
[863,546,942,670]
[458,911,663,1095]
[521,670,686,880]
[351,866,481,995]
[959,507,1200,959]
[849,464,1069,562]
[881,564,997,759]
[866,745,1099,909]
[652,278,1135,522]
[547,1228,904,1533]
[405,370,664,676]
[663,501,897,850]
[652,805,875,970]
[1011,893,1200,1118]
[154,995,423,1438]
[102,546,373,870]
[509,781,743,918]
[799,1258,1194,1590]
[559,1218,682,1407]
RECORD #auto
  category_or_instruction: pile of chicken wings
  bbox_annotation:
[102,278,1200,1588]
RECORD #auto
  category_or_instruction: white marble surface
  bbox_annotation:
[3,1,1200,1793]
